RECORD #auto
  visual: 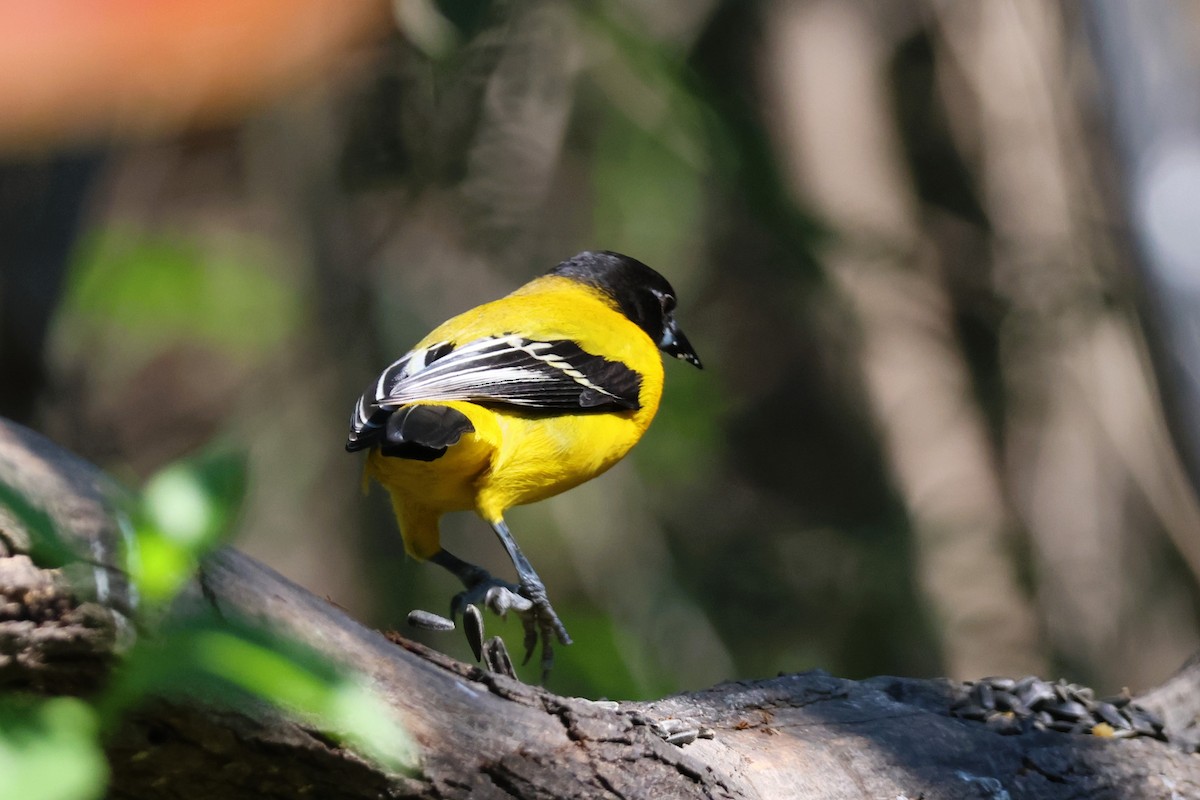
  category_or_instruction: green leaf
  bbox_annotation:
[141,449,245,552]
[131,448,247,605]
[106,620,417,774]
[0,697,108,800]
[190,627,417,773]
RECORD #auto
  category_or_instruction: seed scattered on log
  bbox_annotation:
[949,674,1174,747]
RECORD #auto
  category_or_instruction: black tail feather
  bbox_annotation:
[378,405,475,461]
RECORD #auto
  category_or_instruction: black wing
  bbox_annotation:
[346,335,642,451]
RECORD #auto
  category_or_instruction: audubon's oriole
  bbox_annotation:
[346,250,701,677]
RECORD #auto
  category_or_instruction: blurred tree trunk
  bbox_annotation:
[760,0,1043,680]
[756,0,1200,693]
[932,0,1200,690]
[1083,2,1200,496]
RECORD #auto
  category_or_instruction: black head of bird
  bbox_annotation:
[548,251,703,369]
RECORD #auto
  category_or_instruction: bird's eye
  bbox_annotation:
[660,293,676,314]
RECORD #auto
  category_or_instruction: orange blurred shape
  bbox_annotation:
[0,0,390,152]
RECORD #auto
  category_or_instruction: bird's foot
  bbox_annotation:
[450,575,529,619]
[450,576,571,683]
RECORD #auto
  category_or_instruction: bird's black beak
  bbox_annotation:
[659,318,702,368]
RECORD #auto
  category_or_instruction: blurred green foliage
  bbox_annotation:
[0,450,414,800]
[65,228,300,358]
[634,363,722,489]
[0,697,107,800]
[133,448,246,605]
[550,611,675,700]
[592,113,704,274]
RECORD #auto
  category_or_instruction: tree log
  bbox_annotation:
[1,416,1199,799]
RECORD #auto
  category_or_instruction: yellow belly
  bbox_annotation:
[478,408,647,515]
[365,400,654,559]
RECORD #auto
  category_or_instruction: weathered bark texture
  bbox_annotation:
[2,416,1199,799]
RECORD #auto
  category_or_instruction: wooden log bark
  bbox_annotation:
[2,416,1199,799]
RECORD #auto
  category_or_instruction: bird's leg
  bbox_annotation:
[428,529,571,682]
[488,519,572,681]
[428,547,535,665]
[428,548,530,617]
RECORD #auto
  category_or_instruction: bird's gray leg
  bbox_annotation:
[489,519,572,681]
[428,548,529,615]
[428,527,570,682]
[429,548,500,592]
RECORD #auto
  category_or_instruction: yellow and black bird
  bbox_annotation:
[346,250,701,677]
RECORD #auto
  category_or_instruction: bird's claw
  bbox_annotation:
[447,577,571,682]
[462,604,485,662]
[514,583,572,683]
[483,636,516,678]
[460,606,518,678]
